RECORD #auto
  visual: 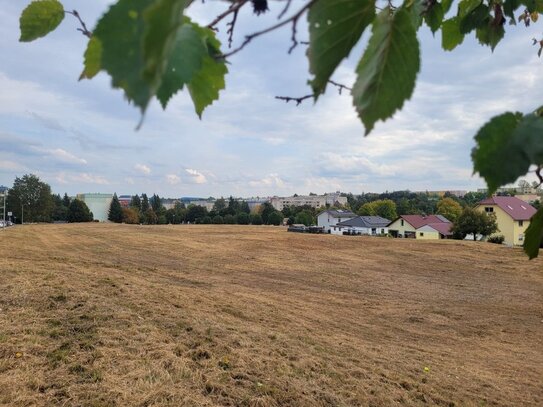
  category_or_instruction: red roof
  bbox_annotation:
[478,196,536,220]
[425,222,453,236]
[399,214,451,229]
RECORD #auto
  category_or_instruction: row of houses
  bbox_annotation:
[317,196,537,246]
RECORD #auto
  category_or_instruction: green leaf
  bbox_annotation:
[459,3,489,34]
[405,0,426,28]
[425,2,444,33]
[307,0,375,97]
[458,0,482,17]
[79,37,102,80]
[503,0,520,20]
[93,0,153,113]
[352,8,420,135]
[142,0,188,92]
[475,21,505,51]
[19,0,65,42]
[442,17,464,50]
[186,29,227,118]
[156,20,209,109]
[521,0,543,12]
[442,0,454,14]
[471,112,543,194]
[524,207,543,259]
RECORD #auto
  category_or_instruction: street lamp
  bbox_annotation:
[0,186,7,229]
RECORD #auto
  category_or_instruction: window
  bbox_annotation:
[420,232,424,237]
[485,207,494,213]
[519,220,524,227]
[401,219,404,226]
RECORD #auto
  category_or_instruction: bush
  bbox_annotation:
[487,235,505,244]
[122,207,140,224]
[236,212,250,225]
[268,211,283,226]
[224,214,236,224]
[201,216,212,224]
[250,213,263,225]
[212,215,224,224]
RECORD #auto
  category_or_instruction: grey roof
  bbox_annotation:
[435,214,451,223]
[318,209,356,218]
[336,216,391,228]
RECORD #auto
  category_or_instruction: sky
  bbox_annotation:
[1,0,542,198]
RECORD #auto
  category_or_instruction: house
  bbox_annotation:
[475,196,536,246]
[330,216,390,236]
[317,209,356,232]
[388,215,452,239]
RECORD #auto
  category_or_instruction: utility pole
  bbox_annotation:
[0,186,7,229]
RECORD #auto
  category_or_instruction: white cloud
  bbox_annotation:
[249,173,285,188]
[135,164,151,175]
[55,172,109,185]
[40,148,87,165]
[185,168,207,184]
[166,174,181,185]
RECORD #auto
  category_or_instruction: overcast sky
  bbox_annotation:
[1,0,542,198]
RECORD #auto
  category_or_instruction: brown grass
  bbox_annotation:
[0,224,542,406]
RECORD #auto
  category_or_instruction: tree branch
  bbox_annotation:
[220,0,316,59]
[207,0,249,29]
[65,10,92,38]
[275,80,352,105]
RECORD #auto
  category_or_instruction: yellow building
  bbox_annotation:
[475,197,536,246]
[388,215,452,239]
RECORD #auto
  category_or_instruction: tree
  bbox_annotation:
[6,174,53,223]
[185,204,207,223]
[62,193,71,208]
[295,210,314,226]
[357,199,397,220]
[452,208,498,241]
[236,212,250,225]
[250,213,263,225]
[67,199,93,222]
[259,202,275,224]
[436,197,463,223]
[18,0,543,257]
[268,211,283,226]
[108,193,123,223]
[51,193,68,222]
[240,201,251,214]
[212,215,224,224]
[141,194,150,213]
[143,207,158,225]
[150,194,163,212]
[130,195,141,211]
[122,207,140,224]
[224,214,236,224]
[213,198,226,213]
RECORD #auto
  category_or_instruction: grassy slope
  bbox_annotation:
[0,224,542,406]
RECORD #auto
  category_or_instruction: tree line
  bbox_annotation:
[4,174,93,223]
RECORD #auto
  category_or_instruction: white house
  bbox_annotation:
[317,209,356,232]
[330,216,391,236]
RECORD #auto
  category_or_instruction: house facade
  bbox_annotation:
[475,196,536,246]
[317,209,356,232]
[330,216,390,236]
[388,215,452,239]
[271,192,348,211]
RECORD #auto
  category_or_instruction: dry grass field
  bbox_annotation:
[0,224,542,406]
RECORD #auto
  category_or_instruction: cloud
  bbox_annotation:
[40,148,88,165]
[55,172,110,186]
[135,164,151,175]
[185,168,207,184]
[249,173,285,188]
[166,174,181,185]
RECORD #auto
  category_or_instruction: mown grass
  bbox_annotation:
[0,223,542,406]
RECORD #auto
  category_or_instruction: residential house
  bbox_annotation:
[475,196,536,246]
[388,215,452,239]
[271,192,348,211]
[330,216,390,236]
[317,209,356,233]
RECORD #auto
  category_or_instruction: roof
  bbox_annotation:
[394,214,451,229]
[478,196,537,220]
[317,209,356,218]
[337,216,391,228]
[418,222,453,236]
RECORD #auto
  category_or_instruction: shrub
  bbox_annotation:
[223,214,236,224]
[236,212,250,225]
[250,213,263,225]
[487,235,505,244]
[212,215,224,224]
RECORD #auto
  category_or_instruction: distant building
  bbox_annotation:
[270,192,347,211]
[415,190,467,198]
[317,209,356,233]
[243,197,270,211]
[76,193,113,222]
[388,215,452,239]
[162,198,181,210]
[186,199,215,211]
[475,196,536,246]
[330,216,390,236]
[118,195,132,208]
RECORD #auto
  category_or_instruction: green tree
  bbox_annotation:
[19,0,543,257]
[51,193,68,222]
[224,214,236,224]
[141,194,150,213]
[268,211,283,226]
[250,213,263,225]
[143,207,158,224]
[452,208,498,241]
[259,202,275,224]
[239,201,250,214]
[201,215,212,224]
[436,197,463,223]
[6,174,53,223]
[108,193,123,223]
[212,215,224,224]
[67,199,93,222]
[357,199,397,220]
[62,193,71,208]
[295,210,314,226]
[130,195,141,211]
[236,212,250,225]
[213,197,226,213]
[185,204,207,223]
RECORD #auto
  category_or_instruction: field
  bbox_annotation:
[0,224,542,406]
